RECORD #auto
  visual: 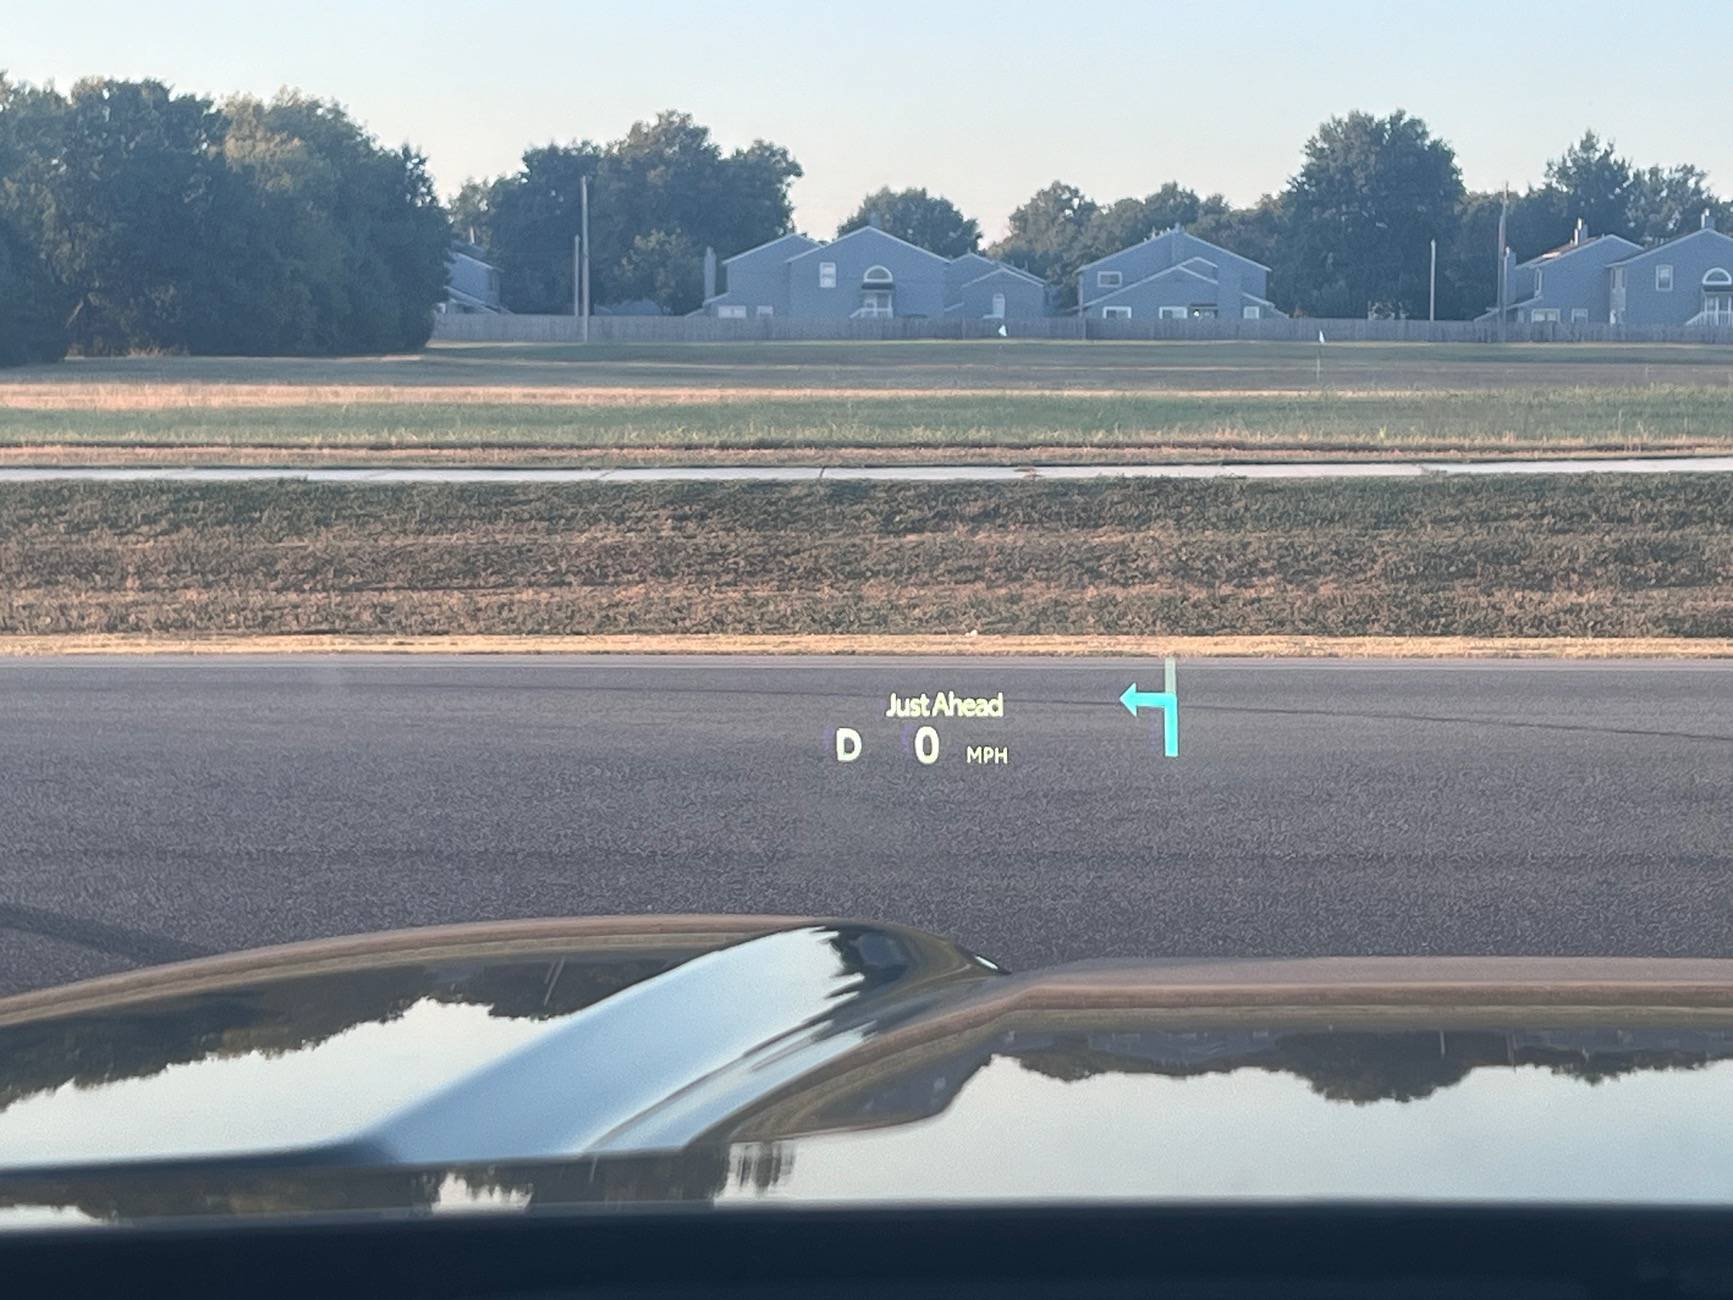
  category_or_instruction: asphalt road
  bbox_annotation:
[1,655,1730,996]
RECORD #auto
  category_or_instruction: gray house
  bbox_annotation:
[1478,222,1640,324]
[699,225,1047,319]
[942,253,1047,320]
[1077,226,1284,320]
[1482,212,1733,326]
[1609,214,1733,326]
[443,241,504,314]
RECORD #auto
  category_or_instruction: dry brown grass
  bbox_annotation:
[0,381,1490,411]
[3,633,1729,658]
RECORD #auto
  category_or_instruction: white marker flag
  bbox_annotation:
[1318,330,1327,344]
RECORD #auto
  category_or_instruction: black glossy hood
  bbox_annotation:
[4,916,1733,1228]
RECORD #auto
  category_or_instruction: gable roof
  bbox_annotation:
[1608,225,1733,268]
[1088,261,1217,307]
[955,266,1043,294]
[1518,233,1640,269]
[784,224,951,267]
[1078,225,1271,276]
[722,232,821,265]
[950,252,1045,286]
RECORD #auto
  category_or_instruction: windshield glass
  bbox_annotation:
[1,0,1730,1222]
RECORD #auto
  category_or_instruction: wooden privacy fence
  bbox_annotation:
[432,312,1733,346]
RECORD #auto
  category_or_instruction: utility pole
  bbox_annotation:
[1495,187,1509,344]
[1428,238,1437,322]
[579,174,591,344]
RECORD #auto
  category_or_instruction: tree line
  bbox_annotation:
[461,110,1727,322]
[0,76,449,364]
[4,79,1729,366]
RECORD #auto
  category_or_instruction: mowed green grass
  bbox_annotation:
[4,476,1729,637]
[11,339,1733,390]
[3,388,1731,456]
[4,340,1732,461]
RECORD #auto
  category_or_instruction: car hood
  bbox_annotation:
[4,916,1733,1228]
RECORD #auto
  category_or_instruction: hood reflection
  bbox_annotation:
[3,925,1733,1225]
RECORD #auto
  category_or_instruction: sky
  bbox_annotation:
[7,0,1733,243]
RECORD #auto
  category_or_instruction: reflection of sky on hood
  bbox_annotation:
[0,1000,556,1167]
[731,1054,1733,1204]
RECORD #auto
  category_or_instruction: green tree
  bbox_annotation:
[0,77,448,356]
[1283,110,1465,317]
[469,112,799,314]
[0,219,68,364]
[1084,183,1228,262]
[837,186,981,257]
[1628,163,1731,243]
[1542,131,1634,239]
[988,181,1098,304]
[7,78,227,353]
[224,93,449,353]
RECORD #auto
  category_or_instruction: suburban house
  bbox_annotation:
[443,241,504,314]
[1478,221,1641,325]
[1481,212,1733,326]
[1077,226,1284,320]
[1609,213,1733,326]
[697,224,1047,319]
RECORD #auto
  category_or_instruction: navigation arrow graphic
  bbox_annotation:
[1119,657,1179,757]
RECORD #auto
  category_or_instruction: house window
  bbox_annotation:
[1101,305,1132,319]
[1705,268,1732,287]
[1531,308,1561,323]
[1189,306,1217,319]
[716,305,747,319]
[1656,264,1674,292]
[863,265,893,285]
[1157,306,1186,320]
[1534,269,1544,294]
[819,262,837,289]
[1570,307,1589,323]
[1242,305,1262,319]
[1097,270,1123,288]
[755,306,774,317]
[989,292,1006,318]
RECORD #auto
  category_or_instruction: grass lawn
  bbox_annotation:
[4,475,1729,638]
[3,340,1732,465]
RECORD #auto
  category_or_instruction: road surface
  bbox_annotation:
[1,655,1730,996]
[3,456,1733,484]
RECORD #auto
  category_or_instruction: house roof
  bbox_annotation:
[784,224,950,267]
[721,232,821,265]
[951,252,1045,286]
[1607,225,1733,268]
[1077,225,1272,276]
[448,240,497,268]
[1518,233,1640,269]
[956,266,1044,293]
[1474,293,1541,321]
[1087,261,1217,307]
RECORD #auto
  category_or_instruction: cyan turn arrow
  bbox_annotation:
[1119,656,1179,757]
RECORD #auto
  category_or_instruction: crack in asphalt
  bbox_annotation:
[0,902,214,966]
[1203,703,1733,745]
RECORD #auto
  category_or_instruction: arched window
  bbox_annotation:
[1704,267,1732,287]
[862,265,894,285]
